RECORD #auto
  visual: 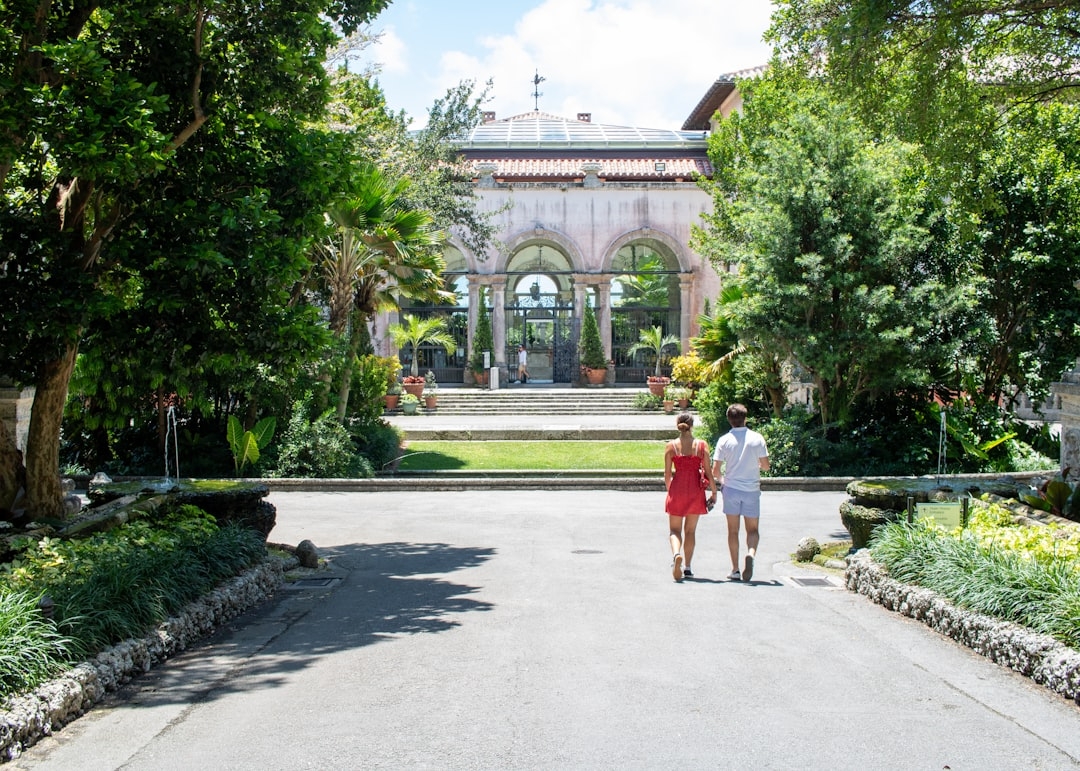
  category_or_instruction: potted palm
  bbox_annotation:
[390,314,455,397]
[578,303,607,385]
[629,326,679,394]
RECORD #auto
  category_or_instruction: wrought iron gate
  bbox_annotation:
[505,293,575,383]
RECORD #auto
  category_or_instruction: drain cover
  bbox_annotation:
[572,549,603,555]
[790,577,834,587]
[285,577,341,589]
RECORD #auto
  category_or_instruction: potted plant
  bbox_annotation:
[578,302,607,385]
[470,288,493,386]
[629,326,680,391]
[389,313,456,380]
[666,385,691,408]
[647,375,671,398]
[402,375,425,398]
[399,392,420,415]
[384,382,402,411]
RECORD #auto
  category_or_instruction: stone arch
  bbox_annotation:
[497,228,582,274]
[602,228,689,273]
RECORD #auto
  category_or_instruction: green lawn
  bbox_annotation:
[396,440,667,471]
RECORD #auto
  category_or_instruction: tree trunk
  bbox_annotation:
[335,310,367,422]
[25,343,79,520]
[0,419,25,515]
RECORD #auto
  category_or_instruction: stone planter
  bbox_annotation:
[401,400,419,415]
[584,367,606,386]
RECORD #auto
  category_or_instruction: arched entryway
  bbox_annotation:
[397,245,470,383]
[504,244,576,383]
[609,240,682,381]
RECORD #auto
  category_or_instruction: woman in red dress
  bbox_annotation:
[664,413,718,581]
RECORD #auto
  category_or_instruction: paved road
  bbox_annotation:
[13,490,1080,770]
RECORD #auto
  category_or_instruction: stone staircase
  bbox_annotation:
[428,386,644,415]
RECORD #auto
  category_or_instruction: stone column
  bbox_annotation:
[679,274,695,354]
[597,278,613,362]
[1053,359,1080,484]
[491,278,507,372]
[0,380,33,452]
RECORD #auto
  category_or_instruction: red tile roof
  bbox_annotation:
[472,157,711,181]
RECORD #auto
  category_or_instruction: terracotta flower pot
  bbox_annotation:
[585,367,606,385]
[383,393,400,410]
[403,382,425,398]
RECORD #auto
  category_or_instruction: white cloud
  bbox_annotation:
[375,0,775,129]
[375,27,409,75]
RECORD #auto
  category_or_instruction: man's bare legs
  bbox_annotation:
[727,513,761,580]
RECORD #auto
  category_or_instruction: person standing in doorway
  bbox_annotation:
[664,413,717,581]
[517,344,529,383]
[711,403,769,582]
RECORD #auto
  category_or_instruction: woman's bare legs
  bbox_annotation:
[682,514,700,572]
[668,515,685,580]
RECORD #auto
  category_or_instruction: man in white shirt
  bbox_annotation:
[517,344,529,383]
[711,403,770,582]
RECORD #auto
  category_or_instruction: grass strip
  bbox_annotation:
[396,440,668,471]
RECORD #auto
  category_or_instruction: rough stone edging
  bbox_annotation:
[0,559,284,761]
[845,550,1080,707]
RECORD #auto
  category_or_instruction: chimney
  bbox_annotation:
[482,111,496,123]
[577,112,592,123]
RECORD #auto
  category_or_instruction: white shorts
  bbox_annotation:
[721,487,761,518]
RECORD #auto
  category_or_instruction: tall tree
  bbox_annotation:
[957,102,1080,408]
[0,0,390,517]
[694,71,966,426]
[769,1,1080,178]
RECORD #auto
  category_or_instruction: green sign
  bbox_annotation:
[916,502,963,528]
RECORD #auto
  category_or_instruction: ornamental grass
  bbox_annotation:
[0,505,266,699]
[869,508,1080,649]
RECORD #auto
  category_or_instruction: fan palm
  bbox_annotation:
[389,314,457,377]
[627,326,680,377]
[316,163,451,418]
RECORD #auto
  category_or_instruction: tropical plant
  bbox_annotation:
[388,315,456,378]
[226,416,276,477]
[470,288,494,374]
[669,352,709,389]
[1020,477,1080,520]
[317,165,452,419]
[271,407,371,478]
[578,303,608,370]
[627,326,679,377]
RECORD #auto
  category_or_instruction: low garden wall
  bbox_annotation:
[0,550,287,760]
[846,549,1080,706]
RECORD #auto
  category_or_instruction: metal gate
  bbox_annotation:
[505,292,575,383]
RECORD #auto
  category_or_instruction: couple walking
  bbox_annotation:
[663,404,770,582]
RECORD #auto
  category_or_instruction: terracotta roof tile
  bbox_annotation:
[472,157,711,180]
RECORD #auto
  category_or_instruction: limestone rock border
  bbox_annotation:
[846,550,1080,706]
[0,559,284,761]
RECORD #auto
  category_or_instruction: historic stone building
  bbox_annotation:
[374,106,723,385]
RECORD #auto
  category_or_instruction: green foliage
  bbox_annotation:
[271,406,372,478]
[388,314,456,378]
[0,591,76,697]
[695,71,963,426]
[669,352,708,388]
[632,392,663,411]
[349,419,402,472]
[869,519,1080,648]
[626,326,678,377]
[1021,478,1080,519]
[1,506,266,666]
[227,416,277,478]
[470,288,494,373]
[578,302,608,370]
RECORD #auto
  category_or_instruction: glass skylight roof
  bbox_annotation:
[460,111,708,150]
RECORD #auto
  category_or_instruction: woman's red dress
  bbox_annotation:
[665,439,708,517]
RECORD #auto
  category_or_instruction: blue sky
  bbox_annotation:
[360,0,776,130]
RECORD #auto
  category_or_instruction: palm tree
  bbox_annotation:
[627,325,680,377]
[316,163,452,419]
[389,314,456,377]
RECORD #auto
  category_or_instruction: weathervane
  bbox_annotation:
[531,69,545,111]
